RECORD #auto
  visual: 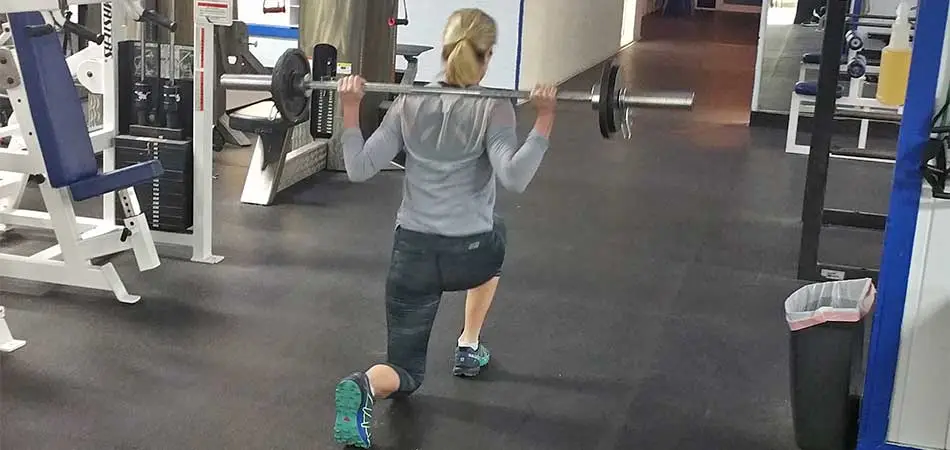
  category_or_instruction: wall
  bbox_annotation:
[886,190,950,450]
[238,0,298,26]
[885,12,950,448]
[621,0,639,46]
[518,0,628,88]
[393,0,522,89]
[861,0,917,17]
[241,0,639,91]
[239,0,522,90]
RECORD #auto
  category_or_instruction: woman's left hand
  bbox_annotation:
[338,75,366,106]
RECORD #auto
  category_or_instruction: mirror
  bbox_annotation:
[752,0,914,119]
[752,0,823,116]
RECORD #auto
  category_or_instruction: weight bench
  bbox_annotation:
[786,81,845,154]
[798,52,849,81]
[396,44,434,86]
[230,99,326,205]
[786,78,900,155]
[380,44,434,116]
[0,11,162,306]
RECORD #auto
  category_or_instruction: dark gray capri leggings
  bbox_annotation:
[382,216,507,397]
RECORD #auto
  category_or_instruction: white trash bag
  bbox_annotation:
[785,278,876,331]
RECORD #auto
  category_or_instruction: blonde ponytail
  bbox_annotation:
[441,9,497,86]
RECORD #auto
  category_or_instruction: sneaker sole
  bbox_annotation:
[334,380,371,448]
[453,365,482,377]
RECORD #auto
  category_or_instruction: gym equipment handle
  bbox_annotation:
[25,24,55,37]
[140,9,177,32]
[219,74,696,111]
[61,21,104,45]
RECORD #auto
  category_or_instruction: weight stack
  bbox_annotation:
[114,134,194,233]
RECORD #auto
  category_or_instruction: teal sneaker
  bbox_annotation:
[333,372,374,448]
[453,344,491,377]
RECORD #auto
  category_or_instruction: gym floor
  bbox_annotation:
[1,11,891,450]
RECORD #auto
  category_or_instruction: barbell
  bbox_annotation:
[218,48,696,139]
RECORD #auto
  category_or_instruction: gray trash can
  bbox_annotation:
[786,278,876,450]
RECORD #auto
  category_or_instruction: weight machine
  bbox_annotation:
[0,6,169,351]
[109,0,222,265]
[0,0,229,351]
[2,0,223,265]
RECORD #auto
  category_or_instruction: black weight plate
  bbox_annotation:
[598,63,614,138]
[272,48,311,125]
[597,61,619,139]
[606,62,620,134]
[612,63,625,134]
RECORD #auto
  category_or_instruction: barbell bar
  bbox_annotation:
[218,48,696,139]
[220,74,695,111]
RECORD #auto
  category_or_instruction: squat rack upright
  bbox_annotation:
[796,0,897,282]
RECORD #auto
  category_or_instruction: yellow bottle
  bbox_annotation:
[877,2,913,106]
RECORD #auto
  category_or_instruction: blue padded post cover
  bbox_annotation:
[8,12,99,188]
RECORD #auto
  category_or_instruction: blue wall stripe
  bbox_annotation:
[514,0,526,90]
[246,24,299,39]
[857,0,949,447]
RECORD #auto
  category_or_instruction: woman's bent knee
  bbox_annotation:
[383,363,424,398]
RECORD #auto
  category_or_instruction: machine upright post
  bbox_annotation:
[189,0,226,264]
[798,0,848,281]
[101,1,118,225]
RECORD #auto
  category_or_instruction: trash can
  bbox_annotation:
[786,278,876,450]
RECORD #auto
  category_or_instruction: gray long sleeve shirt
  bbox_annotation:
[342,86,550,237]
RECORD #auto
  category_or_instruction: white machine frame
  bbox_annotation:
[238,121,328,206]
[165,0,225,263]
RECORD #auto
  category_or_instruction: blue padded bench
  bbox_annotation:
[9,12,163,202]
[794,81,845,98]
[801,52,848,65]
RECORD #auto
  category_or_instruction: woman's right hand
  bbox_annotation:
[530,84,558,116]
[338,75,366,107]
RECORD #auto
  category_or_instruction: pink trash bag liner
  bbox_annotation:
[785,278,877,331]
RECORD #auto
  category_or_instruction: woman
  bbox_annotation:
[332,8,557,448]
